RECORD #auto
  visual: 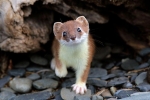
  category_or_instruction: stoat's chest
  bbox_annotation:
[59,38,89,68]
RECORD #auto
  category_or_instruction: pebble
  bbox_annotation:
[135,72,147,85]
[123,82,133,88]
[30,55,48,66]
[91,95,103,100]
[54,90,63,100]
[88,85,95,95]
[101,74,116,80]
[27,73,40,81]
[136,63,149,69]
[105,63,115,70]
[1,87,15,93]
[40,71,58,79]
[26,65,44,72]
[0,75,11,88]
[61,88,91,100]
[87,78,107,87]
[8,69,26,77]
[107,77,128,87]
[130,73,138,83]
[110,87,117,95]
[62,78,75,88]
[121,58,139,71]
[11,90,52,100]
[111,70,126,77]
[136,84,150,92]
[115,89,138,99]
[74,95,90,100]
[139,47,150,56]
[14,60,30,68]
[9,77,32,93]
[88,68,107,78]
[135,56,142,63]
[0,91,16,100]
[33,78,58,89]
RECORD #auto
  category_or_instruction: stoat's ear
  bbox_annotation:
[53,22,63,36]
[76,16,89,27]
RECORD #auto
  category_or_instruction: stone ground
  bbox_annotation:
[0,46,150,100]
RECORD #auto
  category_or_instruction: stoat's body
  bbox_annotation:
[51,16,95,94]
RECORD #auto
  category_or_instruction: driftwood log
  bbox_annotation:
[0,0,150,53]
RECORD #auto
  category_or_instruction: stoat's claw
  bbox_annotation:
[72,83,87,94]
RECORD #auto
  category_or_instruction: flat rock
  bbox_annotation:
[14,60,30,68]
[61,88,91,100]
[105,63,115,70]
[88,85,95,95]
[101,74,116,80]
[87,78,107,87]
[121,58,139,71]
[8,69,26,77]
[88,68,107,78]
[0,91,16,100]
[111,70,126,77]
[115,89,138,99]
[26,65,45,72]
[91,95,103,100]
[54,90,63,100]
[27,73,40,81]
[11,91,52,100]
[1,87,15,93]
[62,78,75,88]
[135,56,142,63]
[139,47,150,56]
[40,71,58,79]
[33,78,58,89]
[30,55,48,66]
[9,77,32,93]
[107,77,128,87]
[74,95,90,100]
[0,75,11,88]
[123,82,133,88]
[136,83,150,92]
[135,63,149,69]
[135,72,147,85]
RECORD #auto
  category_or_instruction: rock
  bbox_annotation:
[94,46,111,60]
[74,95,90,100]
[139,48,150,56]
[88,68,107,78]
[101,74,116,80]
[105,63,115,70]
[30,55,48,66]
[107,77,128,87]
[62,78,75,88]
[107,98,117,100]
[27,73,40,81]
[130,73,138,83]
[61,88,91,100]
[33,78,58,89]
[136,63,149,69]
[8,69,26,77]
[9,77,32,93]
[14,60,30,68]
[111,70,126,77]
[136,83,150,92]
[110,87,117,95]
[26,65,44,72]
[0,91,16,100]
[115,89,138,99]
[0,75,11,88]
[1,87,15,93]
[88,85,95,95]
[40,71,58,80]
[135,56,142,63]
[92,61,103,67]
[123,82,133,88]
[11,91,52,100]
[121,58,139,71]
[119,92,150,100]
[54,90,63,100]
[87,78,107,87]
[91,95,103,100]
[135,72,147,85]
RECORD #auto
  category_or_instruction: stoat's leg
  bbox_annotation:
[72,64,90,94]
[51,58,67,77]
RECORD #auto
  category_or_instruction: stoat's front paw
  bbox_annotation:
[72,83,87,94]
[55,68,68,78]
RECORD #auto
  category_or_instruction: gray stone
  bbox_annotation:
[92,95,103,100]
[54,90,63,100]
[87,78,107,87]
[40,71,58,79]
[27,73,40,81]
[111,70,126,77]
[115,89,138,99]
[107,77,128,87]
[121,58,139,71]
[136,83,150,92]
[88,85,95,95]
[9,77,32,93]
[136,63,149,69]
[61,88,91,100]
[0,91,16,100]
[139,48,150,56]
[14,60,30,68]
[30,55,48,66]
[130,73,138,83]
[101,74,116,80]
[0,75,11,88]
[62,78,75,88]
[74,95,90,100]
[105,63,115,70]
[92,61,103,67]
[11,91,52,100]
[26,65,44,72]
[33,78,58,89]
[8,69,26,77]
[88,68,107,78]
[123,82,133,88]
[136,56,142,63]
[1,87,15,93]
[135,72,147,85]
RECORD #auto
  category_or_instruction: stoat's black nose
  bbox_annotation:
[71,36,76,40]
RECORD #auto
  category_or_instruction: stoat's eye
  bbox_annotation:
[63,32,67,37]
[77,28,81,32]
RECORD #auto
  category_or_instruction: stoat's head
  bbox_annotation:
[53,16,89,45]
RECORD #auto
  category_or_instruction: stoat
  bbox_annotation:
[51,16,95,94]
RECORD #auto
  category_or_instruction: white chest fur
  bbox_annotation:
[59,38,89,69]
